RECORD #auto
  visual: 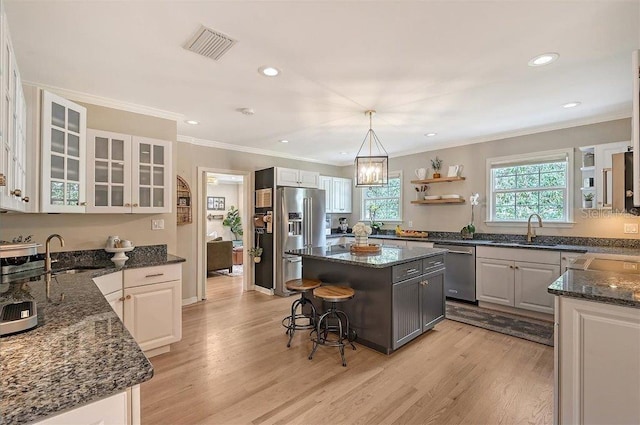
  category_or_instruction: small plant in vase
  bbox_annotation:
[368,204,384,234]
[248,247,263,263]
[352,222,372,246]
[583,192,594,209]
[430,157,443,178]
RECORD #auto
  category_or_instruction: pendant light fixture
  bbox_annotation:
[355,110,389,187]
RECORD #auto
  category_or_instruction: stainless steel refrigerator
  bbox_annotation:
[275,187,326,296]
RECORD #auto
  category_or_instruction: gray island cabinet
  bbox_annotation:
[287,245,447,354]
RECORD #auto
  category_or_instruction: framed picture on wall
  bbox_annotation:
[207,196,225,210]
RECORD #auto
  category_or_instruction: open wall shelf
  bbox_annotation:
[410,176,466,184]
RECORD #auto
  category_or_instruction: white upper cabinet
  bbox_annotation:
[319,175,333,212]
[87,130,172,214]
[40,90,87,213]
[332,177,352,213]
[131,136,172,213]
[87,129,132,213]
[276,167,319,188]
[0,10,28,212]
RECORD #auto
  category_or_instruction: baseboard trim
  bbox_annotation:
[253,286,274,296]
[182,296,199,306]
[145,345,170,358]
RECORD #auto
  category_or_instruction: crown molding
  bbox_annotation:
[22,81,184,122]
[346,110,632,165]
[177,135,336,166]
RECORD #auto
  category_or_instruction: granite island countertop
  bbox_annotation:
[548,269,640,309]
[0,250,186,424]
[287,245,446,268]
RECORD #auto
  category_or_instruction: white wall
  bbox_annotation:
[205,181,242,240]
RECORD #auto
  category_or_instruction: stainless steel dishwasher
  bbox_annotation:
[433,243,476,302]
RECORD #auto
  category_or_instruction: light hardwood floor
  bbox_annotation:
[141,274,554,424]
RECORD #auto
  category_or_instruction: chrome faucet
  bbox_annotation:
[45,234,65,273]
[526,214,543,243]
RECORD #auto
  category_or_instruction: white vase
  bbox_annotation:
[355,235,368,246]
[253,257,262,263]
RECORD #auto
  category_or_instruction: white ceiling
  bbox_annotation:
[6,1,639,165]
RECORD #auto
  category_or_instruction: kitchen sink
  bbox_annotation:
[52,266,103,275]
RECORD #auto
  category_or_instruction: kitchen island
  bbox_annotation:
[287,244,447,354]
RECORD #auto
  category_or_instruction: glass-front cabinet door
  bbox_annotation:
[41,90,86,213]
[86,129,132,213]
[131,137,171,213]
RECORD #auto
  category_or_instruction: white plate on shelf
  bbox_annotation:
[441,194,462,199]
[424,195,441,200]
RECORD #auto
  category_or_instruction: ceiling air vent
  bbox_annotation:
[184,25,237,61]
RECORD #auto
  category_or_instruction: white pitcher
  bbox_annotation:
[415,168,427,180]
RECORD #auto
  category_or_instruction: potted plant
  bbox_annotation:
[368,204,383,235]
[431,157,443,178]
[248,247,263,263]
[352,222,372,246]
[222,206,243,240]
[583,192,594,208]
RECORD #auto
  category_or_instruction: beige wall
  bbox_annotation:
[346,118,637,239]
[177,142,344,301]
[0,102,178,254]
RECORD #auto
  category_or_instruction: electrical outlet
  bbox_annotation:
[408,221,413,228]
[624,223,638,234]
[152,219,165,230]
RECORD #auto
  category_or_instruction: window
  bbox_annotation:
[487,149,573,223]
[361,171,402,221]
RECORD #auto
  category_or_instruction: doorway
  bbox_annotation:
[196,167,252,301]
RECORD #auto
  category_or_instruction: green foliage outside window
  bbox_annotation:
[493,161,567,221]
[363,175,402,221]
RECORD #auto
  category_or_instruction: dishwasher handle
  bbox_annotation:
[446,250,473,255]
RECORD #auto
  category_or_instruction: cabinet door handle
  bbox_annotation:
[22,196,29,202]
[562,257,567,260]
[406,268,420,275]
[125,203,131,207]
[10,188,22,197]
[125,295,131,300]
[80,201,87,206]
[118,296,125,301]
[422,280,429,286]
[133,203,139,207]
[145,273,164,278]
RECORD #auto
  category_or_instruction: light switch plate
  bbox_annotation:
[623,223,638,234]
[152,219,165,230]
[408,221,413,228]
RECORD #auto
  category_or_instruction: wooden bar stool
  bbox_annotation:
[309,285,356,367]
[282,278,322,347]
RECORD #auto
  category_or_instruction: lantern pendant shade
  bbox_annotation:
[355,111,389,187]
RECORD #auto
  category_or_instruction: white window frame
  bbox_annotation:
[485,148,574,227]
[360,170,403,223]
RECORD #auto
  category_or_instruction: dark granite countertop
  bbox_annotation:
[287,245,446,268]
[548,270,640,309]
[327,233,640,255]
[1,247,185,424]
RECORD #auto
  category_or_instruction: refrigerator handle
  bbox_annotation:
[302,197,308,247]
[308,197,313,247]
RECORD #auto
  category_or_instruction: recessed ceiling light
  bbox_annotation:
[258,66,280,77]
[528,52,559,67]
[425,133,437,137]
[280,139,289,143]
[340,152,348,155]
[185,120,199,125]
[237,107,255,115]
[562,101,581,109]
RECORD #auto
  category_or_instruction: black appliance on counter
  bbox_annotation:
[0,243,43,336]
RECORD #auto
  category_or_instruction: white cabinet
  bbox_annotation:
[370,237,406,247]
[35,386,140,425]
[123,264,182,355]
[555,296,640,425]
[86,130,172,213]
[0,10,28,212]
[319,175,333,211]
[319,175,352,213]
[40,90,87,213]
[476,246,560,314]
[94,271,124,321]
[405,241,434,248]
[276,167,319,188]
[332,177,352,213]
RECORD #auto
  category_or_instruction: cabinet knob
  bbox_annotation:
[509,265,514,269]
[0,173,5,186]
[80,201,87,206]
[118,296,125,301]
[126,295,131,300]
[562,257,566,260]
[124,203,131,207]
[10,189,21,197]
[514,266,519,269]
[22,196,29,202]
[133,203,139,207]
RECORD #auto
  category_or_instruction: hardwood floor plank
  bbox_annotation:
[141,274,554,424]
